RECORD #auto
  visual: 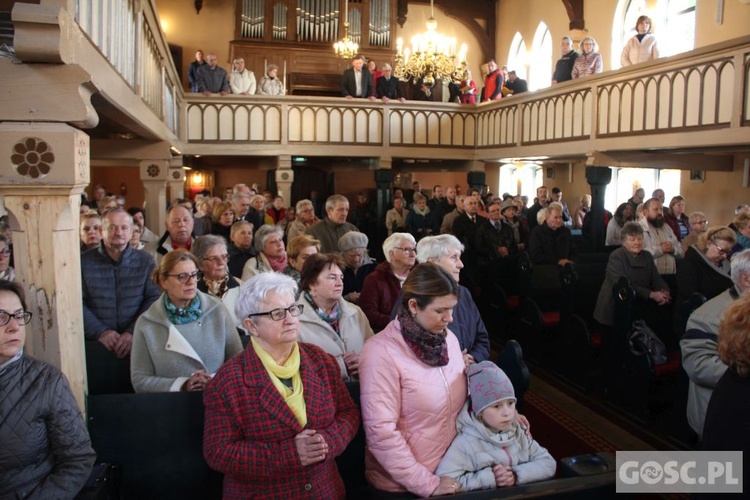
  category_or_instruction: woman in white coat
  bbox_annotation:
[296,253,372,379]
[621,15,659,67]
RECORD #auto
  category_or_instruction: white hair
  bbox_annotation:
[295,199,313,212]
[235,273,297,323]
[536,208,547,224]
[254,224,284,252]
[731,249,750,286]
[382,232,416,263]
[416,235,464,263]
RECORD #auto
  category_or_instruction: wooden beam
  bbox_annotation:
[587,151,735,172]
[561,0,585,31]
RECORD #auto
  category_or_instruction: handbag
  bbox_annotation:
[629,320,667,365]
[75,463,121,500]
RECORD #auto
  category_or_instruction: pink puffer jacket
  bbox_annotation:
[359,319,467,497]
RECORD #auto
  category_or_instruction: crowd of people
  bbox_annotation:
[3,172,750,497]
[189,15,660,106]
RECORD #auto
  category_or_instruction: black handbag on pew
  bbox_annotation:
[629,319,667,365]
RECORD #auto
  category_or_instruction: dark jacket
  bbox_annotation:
[406,209,437,241]
[203,342,360,499]
[699,369,750,486]
[527,202,545,231]
[676,246,733,304]
[376,76,404,100]
[552,50,579,83]
[343,260,377,298]
[81,243,161,340]
[243,208,265,235]
[341,67,375,98]
[528,223,577,265]
[228,244,257,279]
[506,77,528,94]
[475,219,518,267]
[359,261,403,332]
[0,354,96,498]
[306,218,359,254]
[452,213,488,255]
[593,247,668,326]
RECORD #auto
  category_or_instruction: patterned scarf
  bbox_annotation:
[251,337,307,427]
[203,275,228,298]
[164,295,202,325]
[397,307,449,367]
[304,291,342,334]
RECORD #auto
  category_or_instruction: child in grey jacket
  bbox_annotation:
[436,361,556,491]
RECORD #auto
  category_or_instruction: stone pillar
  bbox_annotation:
[140,160,170,236]
[275,155,294,204]
[585,166,613,252]
[0,122,89,409]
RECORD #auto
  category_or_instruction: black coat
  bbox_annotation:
[341,67,375,98]
[452,213,488,255]
[376,76,403,99]
[676,246,733,304]
[528,223,577,265]
[475,219,518,267]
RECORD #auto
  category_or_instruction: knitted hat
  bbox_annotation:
[338,231,369,252]
[267,64,279,71]
[467,361,516,416]
[500,199,517,215]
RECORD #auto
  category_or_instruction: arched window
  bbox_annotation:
[611,0,647,69]
[529,22,552,91]
[604,167,681,212]
[498,162,542,201]
[507,32,528,80]
[656,0,696,57]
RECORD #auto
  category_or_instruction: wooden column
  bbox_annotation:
[275,155,294,205]
[140,160,170,236]
[0,122,89,410]
[168,162,186,201]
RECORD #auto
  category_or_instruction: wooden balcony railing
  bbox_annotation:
[182,36,750,160]
[74,0,182,136]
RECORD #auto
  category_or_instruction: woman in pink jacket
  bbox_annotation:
[359,263,467,498]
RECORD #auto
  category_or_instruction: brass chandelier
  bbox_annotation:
[393,0,468,87]
[334,1,359,59]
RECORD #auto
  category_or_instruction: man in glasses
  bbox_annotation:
[287,199,319,241]
[81,208,161,358]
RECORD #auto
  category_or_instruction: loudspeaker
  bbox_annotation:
[467,171,486,187]
[374,169,393,184]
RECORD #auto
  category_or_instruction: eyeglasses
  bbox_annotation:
[202,254,229,263]
[711,240,732,256]
[396,247,417,254]
[0,309,32,326]
[0,248,10,255]
[247,304,304,321]
[695,220,708,225]
[165,270,200,283]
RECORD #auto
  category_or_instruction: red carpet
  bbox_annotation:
[523,390,618,467]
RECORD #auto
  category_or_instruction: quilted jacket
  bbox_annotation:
[81,243,161,340]
[0,353,96,499]
[203,342,360,499]
[359,319,467,497]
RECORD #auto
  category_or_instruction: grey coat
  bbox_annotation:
[0,353,95,499]
[436,400,556,491]
[130,291,244,393]
[681,286,740,435]
[593,246,668,326]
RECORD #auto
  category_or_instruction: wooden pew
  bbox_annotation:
[606,277,684,424]
[85,340,133,395]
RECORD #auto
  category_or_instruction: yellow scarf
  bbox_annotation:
[250,337,307,427]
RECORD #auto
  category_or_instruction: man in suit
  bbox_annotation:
[452,196,488,291]
[341,54,376,100]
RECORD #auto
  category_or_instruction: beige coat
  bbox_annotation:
[296,294,373,378]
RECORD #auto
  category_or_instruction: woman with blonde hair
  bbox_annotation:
[572,36,603,79]
[676,226,736,305]
[283,234,320,287]
[131,249,243,393]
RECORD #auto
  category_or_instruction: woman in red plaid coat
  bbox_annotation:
[203,272,360,499]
